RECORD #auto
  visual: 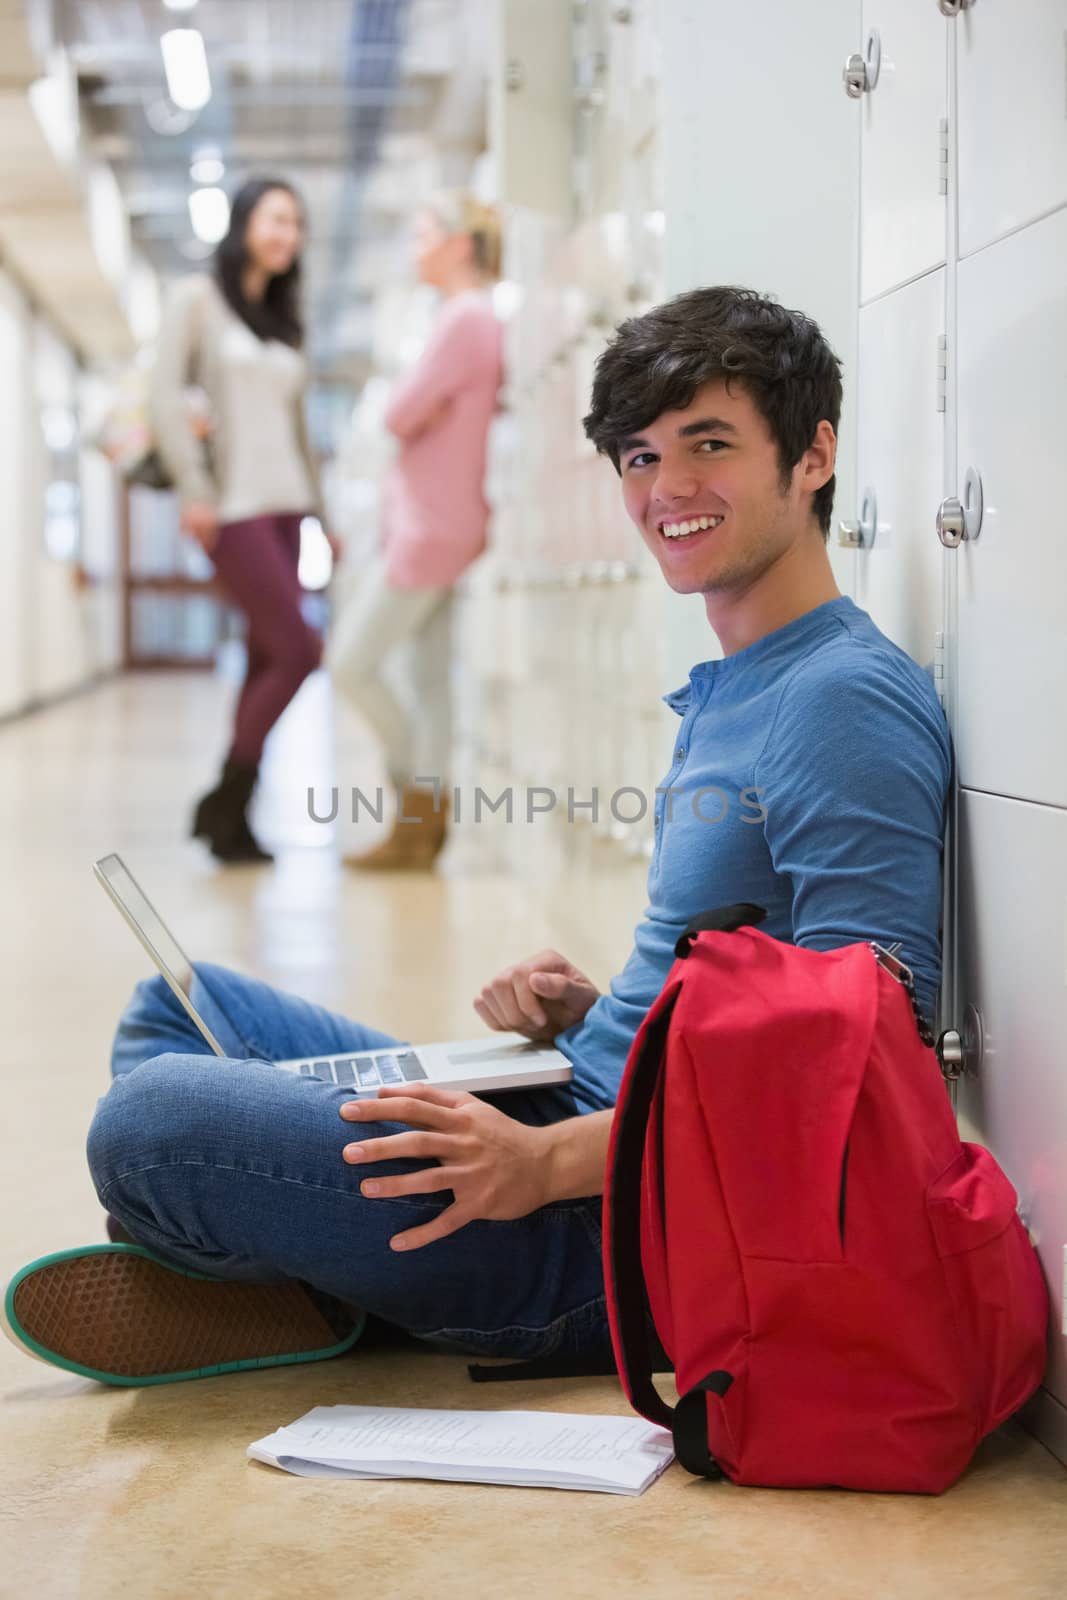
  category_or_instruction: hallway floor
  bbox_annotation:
[2,672,1065,1600]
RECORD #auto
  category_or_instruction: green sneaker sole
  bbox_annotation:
[3,1244,364,1387]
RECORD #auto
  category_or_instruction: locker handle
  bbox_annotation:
[838,487,877,549]
[842,31,881,99]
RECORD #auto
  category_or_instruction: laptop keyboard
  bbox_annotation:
[296,1051,428,1089]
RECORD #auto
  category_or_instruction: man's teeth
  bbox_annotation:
[661,515,724,539]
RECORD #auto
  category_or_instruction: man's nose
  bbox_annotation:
[652,464,700,504]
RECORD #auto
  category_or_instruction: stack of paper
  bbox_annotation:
[248,1405,675,1496]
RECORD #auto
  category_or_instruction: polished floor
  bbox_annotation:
[2,669,1065,1600]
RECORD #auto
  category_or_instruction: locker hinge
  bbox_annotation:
[933,627,946,706]
[936,333,947,414]
[938,117,949,195]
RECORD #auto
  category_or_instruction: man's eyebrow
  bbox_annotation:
[618,417,740,455]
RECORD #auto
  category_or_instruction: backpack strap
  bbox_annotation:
[607,913,771,1477]
[607,989,727,1478]
[605,991,688,1434]
[674,902,767,958]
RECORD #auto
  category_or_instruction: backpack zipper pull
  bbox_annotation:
[868,942,935,1048]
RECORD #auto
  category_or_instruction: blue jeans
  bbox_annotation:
[86,963,611,1362]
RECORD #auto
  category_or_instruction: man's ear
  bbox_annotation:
[802,421,836,495]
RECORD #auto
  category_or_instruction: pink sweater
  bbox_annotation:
[380,289,504,589]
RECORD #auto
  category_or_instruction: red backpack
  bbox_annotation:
[603,904,1049,1494]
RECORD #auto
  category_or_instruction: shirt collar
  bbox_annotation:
[661,596,858,716]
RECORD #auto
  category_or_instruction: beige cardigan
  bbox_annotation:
[150,273,326,522]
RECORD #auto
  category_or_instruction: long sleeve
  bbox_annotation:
[150,276,216,508]
[292,391,328,525]
[383,301,494,441]
[754,644,952,1020]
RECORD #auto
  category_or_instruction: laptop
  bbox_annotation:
[93,853,574,1098]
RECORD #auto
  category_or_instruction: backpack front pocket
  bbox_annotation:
[926,1143,1047,1429]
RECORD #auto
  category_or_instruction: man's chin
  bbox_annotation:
[657,562,727,597]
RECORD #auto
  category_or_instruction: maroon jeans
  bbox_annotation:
[210,512,322,766]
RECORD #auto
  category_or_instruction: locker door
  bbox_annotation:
[859,0,947,303]
[853,268,946,670]
[958,0,1067,259]
[489,0,573,216]
[955,788,1067,1417]
[954,207,1067,808]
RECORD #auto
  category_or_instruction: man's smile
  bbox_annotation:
[657,513,726,541]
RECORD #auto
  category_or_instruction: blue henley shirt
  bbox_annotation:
[557,595,953,1112]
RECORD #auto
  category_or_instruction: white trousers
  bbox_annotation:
[327,555,453,788]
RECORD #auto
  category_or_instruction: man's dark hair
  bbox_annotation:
[582,286,843,541]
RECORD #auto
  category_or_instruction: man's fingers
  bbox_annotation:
[530,972,584,1012]
[475,987,511,1031]
[341,1129,452,1165]
[359,1166,459,1201]
[473,995,503,1031]
[339,1092,457,1127]
[389,1202,472,1252]
[484,980,528,1032]
[529,970,572,996]
[375,1082,468,1108]
[511,971,548,1030]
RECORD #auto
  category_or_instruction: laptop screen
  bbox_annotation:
[94,853,195,998]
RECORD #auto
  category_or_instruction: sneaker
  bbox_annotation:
[2,1244,364,1387]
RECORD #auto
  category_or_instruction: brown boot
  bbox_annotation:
[344,785,449,871]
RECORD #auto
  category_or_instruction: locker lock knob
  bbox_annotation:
[843,31,881,98]
[937,469,984,547]
[936,1029,964,1081]
[936,497,966,549]
[938,1,977,17]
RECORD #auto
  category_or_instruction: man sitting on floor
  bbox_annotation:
[4,286,951,1384]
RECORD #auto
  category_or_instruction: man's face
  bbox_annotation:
[618,379,832,597]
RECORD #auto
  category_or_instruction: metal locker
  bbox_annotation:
[489,0,574,217]
[954,787,1067,1426]
[957,0,1067,260]
[952,206,1067,808]
[852,268,947,670]
[856,0,948,302]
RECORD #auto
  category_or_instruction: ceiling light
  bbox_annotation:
[188,186,229,244]
[163,0,200,12]
[190,153,224,184]
[160,29,211,112]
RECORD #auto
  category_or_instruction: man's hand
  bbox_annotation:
[181,500,219,554]
[474,949,600,1043]
[340,1084,552,1251]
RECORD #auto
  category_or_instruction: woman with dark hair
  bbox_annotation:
[151,176,334,863]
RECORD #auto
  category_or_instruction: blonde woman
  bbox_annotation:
[329,193,504,869]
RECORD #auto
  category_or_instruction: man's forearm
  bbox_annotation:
[541,1108,615,1202]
